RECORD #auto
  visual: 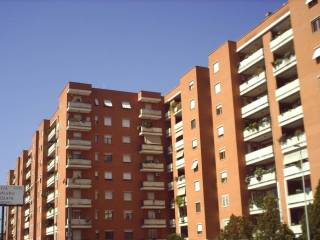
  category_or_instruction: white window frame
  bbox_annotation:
[104,171,112,180]
[197,223,203,234]
[189,80,194,90]
[213,61,220,73]
[105,191,113,200]
[123,154,132,163]
[122,136,131,144]
[194,181,200,192]
[214,82,221,94]
[122,101,132,109]
[124,191,132,201]
[123,172,132,180]
[217,125,224,137]
[190,99,196,110]
[122,118,130,128]
[222,194,230,207]
[104,117,112,126]
[192,139,198,149]
[104,99,112,107]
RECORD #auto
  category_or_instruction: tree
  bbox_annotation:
[301,179,320,240]
[253,193,295,240]
[166,233,184,240]
[218,214,253,240]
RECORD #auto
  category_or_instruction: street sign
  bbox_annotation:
[0,185,24,206]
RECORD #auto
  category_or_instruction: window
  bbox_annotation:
[197,223,203,234]
[147,192,155,200]
[215,83,221,94]
[195,202,201,212]
[216,104,222,115]
[94,98,99,106]
[213,61,220,73]
[104,172,112,180]
[194,181,200,192]
[105,230,113,240]
[217,126,224,137]
[122,118,130,128]
[104,135,112,144]
[123,210,133,220]
[191,119,196,129]
[191,160,199,172]
[105,191,113,200]
[312,46,320,60]
[104,99,112,107]
[104,153,112,163]
[221,171,228,184]
[307,0,318,7]
[189,80,194,90]
[94,209,99,220]
[192,139,198,149]
[94,135,99,143]
[104,210,113,220]
[95,152,99,161]
[122,136,131,144]
[123,172,132,180]
[124,192,132,201]
[222,194,230,207]
[190,99,196,109]
[123,154,132,163]
[95,171,99,179]
[219,148,226,160]
[95,190,99,200]
[311,16,320,32]
[124,231,133,240]
[104,117,112,126]
[94,115,99,125]
[122,101,132,109]
[95,231,100,240]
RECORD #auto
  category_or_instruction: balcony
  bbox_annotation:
[141,199,166,209]
[245,145,274,165]
[169,219,176,228]
[166,128,171,137]
[239,71,267,96]
[176,176,186,188]
[249,203,264,215]
[238,48,264,73]
[66,178,92,189]
[66,198,92,208]
[67,102,92,113]
[139,109,162,120]
[247,171,276,190]
[142,219,166,228]
[24,208,30,217]
[168,181,174,191]
[46,208,55,219]
[176,158,185,169]
[46,175,55,188]
[270,28,294,52]
[241,95,269,118]
[24,195,31,204]
[275,79,300,102]
[140,144,163,154]
[177,186,186,196]
[174,121,183,133]
[175,139,184,151]
[165,111,171,120]
[66,158,92,169]
[178,216,188,225]
[287,190,313,207]
[47,128,56,142]
[26,158,32,168]
[47,158,56,172]
[67,88,91,96]
[140,162,164,172]
[67,218,92,228]
[281,133,307,154]
[273,54,297,76]
[23,234,30,240]
[139,127,162,136]
[167,163,173,172]
[66,139,92,150]
[141,181,165,191]
[67,120,92,131]
[47,143,56,157]
[278,106,303,127]
[45,226,57,235]
[25,170,31,180]
[284,161,310,179]
[243,120,272,142]
[46,192,55,203]
[290,225,302,235]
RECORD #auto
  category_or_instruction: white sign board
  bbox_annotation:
[0,185,24,205]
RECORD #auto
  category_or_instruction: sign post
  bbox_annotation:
[0,185,24,240]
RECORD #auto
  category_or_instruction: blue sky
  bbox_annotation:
[0,0,285,183]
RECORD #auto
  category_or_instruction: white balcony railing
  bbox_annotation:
[142,199,165,209]
[47,128,56,142]
[287,190,313,205]
[238,48,264,73]
[290,225,302,235]
[249,203,264,215]
[67,120,92,131]
[46,175,55,187]
[248,172,276,190]
[46,226,57,235]
[245,145,274,165]
[66,198,92,207]
[175,139,184,151]
[275,79,300,102]
[176,177,186,188]
[66,139,92,150]
[168,181,174,191]
[66,178,92,188]
[67,102,92,113]
[178,216,188,225]
[239,71,267,96]
[47,158,56,172]
[241,95,269,118]
[243,120,271,142]
[284,161,310,178]
[270,28,294,52]
[166,128,171,137]
[174,121,183,133]
[140,144,163,154]
[141,181,165,190]
[176,158,185,169]
[281,133,307,154]
[47,192,55,203]
[141,162,164,172]
[66,158,92,169]
[139,109,162,120]
[273,55,297,76]
[46,208,55,219]
[68,218,92,228]
[24,208,30,216]
[142,219,166,228]
[139,127,162,136]
[26,158,32,168]
[25,171,31,180]
[47,143,56,157]
[278,105,303,127]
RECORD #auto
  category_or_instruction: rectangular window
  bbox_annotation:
[191,160,199,172]
[219,148,226,160]
[94,135,99,143]
[123,210,133,220]
[217,126,224,137]
[95,115,99,125]
[94,98,99,106]
[197,223,203,234]
[216,104,222,115]
[311,16,320,32]
[123,172,132,180]
[104,210,113,220]
[104,117,112,126]
[95,152,99,161]
[190,99,196,109]
[215,83,221,94]
[124,192,132,201]
[104,172,112,180]
[222,194,230,207]
[124,231,133,240]
[122,154,132,163]
[122,101,132,109]
[104,135,112,144]
[194,181,200,192]
[221,171,228,184]
[104,153,112,163]
[213,61,220,73]
[122,118,130,128]
[105,191,113,200]
[95,171,99,179]
[122,136,131,144]
[189,80,194,90]
[104,99,112,107]
[95,190,99,200]
[192,139,198,149]
[195,202,201,212]
[191,119,196,129]
[94,209,99,220]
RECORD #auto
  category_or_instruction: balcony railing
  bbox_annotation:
[287,190,313,205]
[140,162,164,172]
[273,54,297,76]
[47,128,56,142]
[141,181,165,191]
[243,120,271,142]
[139,127,162,136]
[290,225,302,235]
[239,71,267,96]
[47,158,56,172]
[68,218,92,228]
[176,176,186,188]
[46,175,55,187]
[176,158,185,169]
[47,192,55,203]
[166,128,171,137]
[67,88,92,96]
[25,171,31,180]
[167,163,173,172]
[175,139,184,151]
[140,144,163,154]
[67,120,92,131]
[139,109,162,120]
[142,219,166,228]
[284,161,310,178]
[66,139,92,150]
[67,102,92,113]
[278,105,303,127]
[247,171,276,190]
[24,208,30,216]
[47,143,56,157]
[46,208,55,219]
[45,226,57,235]
[270,28,294,52]
[66,198,92,208]
[245,145,274,165]
[168,181,174,191]
[174,121,183,133]
[281,133,307,154]
[25,184,30,192]
[66,158,92,169]
[275,79,300,102]
[178,216,188,225]
[24,196,31,204]
[241,95,269,118]
[66,178,92,188]
[238,48,264,73]
[249,203,264,215]
[26,158,32,168]
[141,199,165,209]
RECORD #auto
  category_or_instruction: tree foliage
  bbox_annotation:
[218,214,253,240]
[166,233,184,240]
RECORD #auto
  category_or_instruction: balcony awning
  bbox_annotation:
[312,47,320,59]
[305,0,313,4]
[104,99,112,107]
[191,160,198,170]
[176,150,184,159]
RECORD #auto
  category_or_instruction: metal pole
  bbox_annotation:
[1,205,4,240]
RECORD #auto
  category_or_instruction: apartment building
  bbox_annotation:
[4,0,320,239]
